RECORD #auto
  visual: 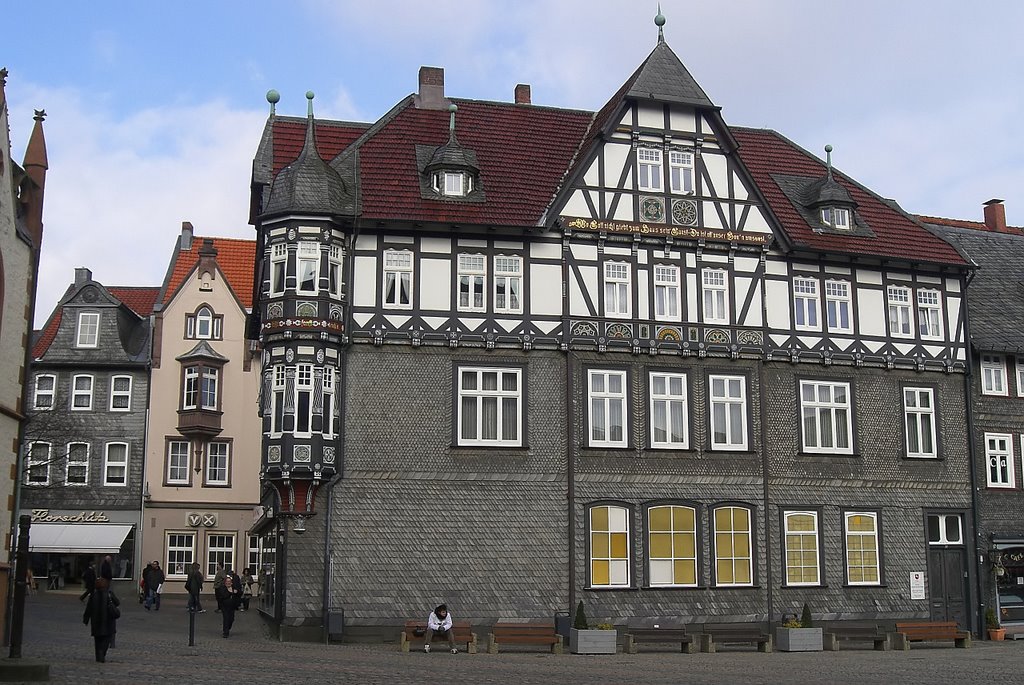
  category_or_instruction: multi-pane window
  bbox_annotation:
[110,375,132,411]
[927,514,963,545]
[709,374,747,450]
[713,506,753,586]
[493,256,523,314]
[104,442,128,486]
[793,277,820,330]
[71,374,94,410]
[784,511,820,586]
[295,364,313,435]
[328,245,343,297]
[650,372,688,449]
[985,433,1014,488]
[800,380,852,454]
[322,367,336,438]
[248,535,261,576]
[166,532,196,578]
[196,306,214,339]
[443,171,467,196]
[26,442,50,485]
[917,290,943,339]
[588,370,628,447]
[206,534,235,579]
[887,285,912,337]
[669,150,694,194]
[200,368,218,410]
[603,262,631,318]
[297,242,319,294]
[821,207,850,229]
[383,249,413,308]
[637,148,662,191]
[904,387,937,458]
[653,265,680,321]
[825,280,852,333]
[76,312,100,348]
[1017,359,1024,398]
[270,243,287,295]
[981,355,1007,396]
[589,505,630,588]
[457,367,522,446]
[167,441,190,484]
[66,442,89,485]
[206,442,229,485]
[648,505,697,587]
[844,512,880,585]
[270,366,286,434]
[458,254,486,312]
[33,374,56,410]
[183,367,199,409]
[186,306,222,340]
[702,269,728,324]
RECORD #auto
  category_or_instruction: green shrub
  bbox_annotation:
[800,603,813,628]
[573,600,589,630]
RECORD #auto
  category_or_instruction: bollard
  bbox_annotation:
[189,606,196,647]
[8,515,30,658]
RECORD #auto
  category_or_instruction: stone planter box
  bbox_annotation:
[776,627,823,652]
[570,628,617,654]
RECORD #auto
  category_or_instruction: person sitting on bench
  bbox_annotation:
[425,603,459,654]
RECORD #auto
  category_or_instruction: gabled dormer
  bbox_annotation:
[418,104,485,203]
[802,145,866,235]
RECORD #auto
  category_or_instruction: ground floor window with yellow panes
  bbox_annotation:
[784,511,820,585]
[844,511,880,585]
[713,505,752,586]
[648,504,698,586]
[589,504,630,587]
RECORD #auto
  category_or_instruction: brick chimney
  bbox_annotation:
[74,267,92,287]
[180,221,194,250]
[514,84,532,105]
[984,199,1007,233]
[416,66,447,110]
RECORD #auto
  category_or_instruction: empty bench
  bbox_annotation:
[400,620,478,653]
[487,623,563,654]
[624,625,695,654]
[823,622,890,651]
[699,623,772,653]
[892,621,970,650]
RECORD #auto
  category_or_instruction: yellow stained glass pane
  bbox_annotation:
[673,507,695,531]
[788,514,814,532]
[801,550,818,567]
[717,560,734,584]
[592,560,610,586]
[862,567,879,583]
[592,507,609,532]
[650,559,672,585]
[848,514,874,532]
[592,533,609,558]
[716,533,734,556]
[735,563,751,584]
[649,507,671,531]
[675,560,696,585]
[847,535,862,551]
[733,508,749,530]
[610,532,628,559]
[651,533,672,558]
[735,534,750,557]
[786,551,802,567]
[674,532,695,558]
[805,568,819,583]
[849,567,863,583]
[863,551,878,566]
[715,508,732,530]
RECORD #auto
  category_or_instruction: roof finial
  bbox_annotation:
[266,89,280,116]
[824,144,834,179]
[0,68,8,87]
[306,90,315,118]
[33,109,46,122]
[655,5,666,43]
[448,103,458,142]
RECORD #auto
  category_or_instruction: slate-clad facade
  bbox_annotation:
[250,18,979,640]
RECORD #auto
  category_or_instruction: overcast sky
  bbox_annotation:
[5,0,1023,326]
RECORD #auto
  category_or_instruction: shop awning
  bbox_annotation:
[28,524,132,554]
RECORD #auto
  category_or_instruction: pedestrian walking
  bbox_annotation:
[79,561,97,602]
[100,555,113,581]
[82,578,120,663]
[185,562,205,613]
[215,575,241,637]
[213,562,226,612]
[240,568,255,612]
[143,560,165,611]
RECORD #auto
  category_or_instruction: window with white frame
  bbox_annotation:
[71,374,94,410]
[457,367,522,446]
[713,506,753,586]
[295,364,313,435]
[76,312,100,348]
[297,242,319,294]
[650,372,688,449]
[493,256,523,314]
[917,289,943,339]
[206,442,229,485]
[709,374,747,450]
[603,262,631,318]
[328,245,343,298]
[322,367,336,438]
[167,441,190,485]
[200,367,218,410]
[26,442,50,485]
[800,380,852,454]
[982,355,1008,396]
[206,534,235,578]
[110,375,132,411]
[458,254,486,312]
[904,387,937,458]
[887,285,912,338]
[648,504,698,587]
[702,269,728,324]
[637,147,662,191]
[784,511,820,585]
[33,374,55,410]
[927,514,963,545]
[844,512,880,585]
[166,532,195,578]
[669,150,694,194]
[825,280,852,333]
[270,366,286,434]
[1017,359,1024,398]
[653,265,680,321]
[183,367,199,409]
[383,249,413,308]
[66,442,89,485]
[186,306,222,340]
[821,207,850,229]
[793,277,820,330]
[104,442,128,486]
[985,433,1014,488]
[270,243,287,295]
[248,535,261,575]
[589,504,631,588]
[433,170,471,197]
[588,370,628,447]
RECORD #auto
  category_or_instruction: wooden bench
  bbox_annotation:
[624,625,695,654]
[822,622,890,651]
[400,620,478,653]
[699,623,772,653]
[891,621,971,650]
[486,623,563,654]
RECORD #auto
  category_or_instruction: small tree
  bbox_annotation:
[986,607,999,630]
[800,603,813,628]
[573,600,589,629]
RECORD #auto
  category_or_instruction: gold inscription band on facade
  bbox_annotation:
[560,216,771,245]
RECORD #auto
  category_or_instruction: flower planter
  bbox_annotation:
[776,627,823,652]
[989,628,1006,641]
[570,628,617,654]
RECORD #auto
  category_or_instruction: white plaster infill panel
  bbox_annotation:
[460,318,485,332]
[353,256,376,307]
[923,345,945,358]
[531,264,562,316]
[495,319,518,333]
[832,337,854,351]
[534,321,560,335]
[856,290,885,336]
[769,334,790,347]
[894,343,915,356]
[421,317,447,330]
[352,313,373,328]
[863,340,884,354]
[384,315,410,329]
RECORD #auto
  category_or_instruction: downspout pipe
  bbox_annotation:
[961,269,985,637]
[758,260,773,626]
[562,231,575,617]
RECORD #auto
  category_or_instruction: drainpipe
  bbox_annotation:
[960,269,984,637]
[758,255,774,626]
[562,232,575,616]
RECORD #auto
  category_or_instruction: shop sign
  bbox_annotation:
[31,509,110,523]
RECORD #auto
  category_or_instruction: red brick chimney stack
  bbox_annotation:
[983,199,1007,233]
[514,84,532,105]
[416,66,446,109]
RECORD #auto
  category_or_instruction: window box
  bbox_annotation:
[775,627,823,652]
[569,628,617,655]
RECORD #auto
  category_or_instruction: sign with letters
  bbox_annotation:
[910,571,926,600]
[31,509,110,523]
[186,512,218,528]
[560,216,772,246]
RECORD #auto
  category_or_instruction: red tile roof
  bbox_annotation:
[32,286,160,359]
[272,118,368,175]
[917,214,1024,235]
[732,127,968,267]
[163,237,257,308]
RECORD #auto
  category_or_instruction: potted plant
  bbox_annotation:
[776,603,823,652]
[569,601,617,654]
[986,608,1006,641]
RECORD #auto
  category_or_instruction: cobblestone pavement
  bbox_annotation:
[9,592,1024,684]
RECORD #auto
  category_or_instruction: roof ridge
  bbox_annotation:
[448,97,594,115]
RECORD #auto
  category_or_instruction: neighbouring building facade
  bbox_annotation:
[248,16,981,641]
[140,224,261,592]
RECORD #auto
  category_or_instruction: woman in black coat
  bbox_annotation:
[83,578,120,662]
[214,575,241,637]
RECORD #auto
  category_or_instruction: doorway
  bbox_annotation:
[926,513,969,628]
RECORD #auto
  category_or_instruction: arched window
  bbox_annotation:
[186,305,222,340]
[712,505,754,586]
[588,503,632,588]
[647,504,698,587]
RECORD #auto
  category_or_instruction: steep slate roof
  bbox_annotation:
[32,286,160,359]
[626,40,715,108]
[162,237,257,308]
[732,127,969,267]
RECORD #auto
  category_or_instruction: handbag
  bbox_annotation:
[108,599,121,619]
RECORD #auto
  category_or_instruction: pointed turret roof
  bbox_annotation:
[626,40,715,108]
